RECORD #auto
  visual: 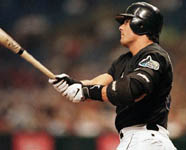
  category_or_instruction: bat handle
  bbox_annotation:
[19,49,56,79]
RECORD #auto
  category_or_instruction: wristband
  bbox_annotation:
[83,85,104,101]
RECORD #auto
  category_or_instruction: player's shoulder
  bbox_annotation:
[142,43,169,58]
[136,43,172,71]
[140,43,171,63]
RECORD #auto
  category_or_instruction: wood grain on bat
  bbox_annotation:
[0,28,21,53]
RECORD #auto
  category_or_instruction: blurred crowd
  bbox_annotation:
[0,0,186,140]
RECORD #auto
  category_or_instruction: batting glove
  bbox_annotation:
[49,73,71,94]
[49,74,85,103]
[63,83,85,103]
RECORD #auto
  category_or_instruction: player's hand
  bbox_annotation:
[63,83,85,103]
[48,73,71,94]
[48,74,84,103]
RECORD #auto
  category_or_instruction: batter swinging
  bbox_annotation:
[49,2,177,150]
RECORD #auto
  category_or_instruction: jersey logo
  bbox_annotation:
[139,55,160,70]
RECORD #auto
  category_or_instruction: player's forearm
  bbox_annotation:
[101,86,109,102]
[84,75,148,105]
[81,73,113,86]
[81,73,112,102]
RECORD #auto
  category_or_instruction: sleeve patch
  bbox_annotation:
[138,55,160,70]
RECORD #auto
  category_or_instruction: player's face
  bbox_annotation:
[119,19,138,47]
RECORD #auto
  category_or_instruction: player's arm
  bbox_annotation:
[49,53,165,105]
[49,65,156,104]
[48,73,113,103]
[49,69,153,104]
[83,53,165,106]
[102,85,146,103]
[83,68,153,105]
[81,73,113,86]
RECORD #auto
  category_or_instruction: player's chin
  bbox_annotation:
[120,39,127,47]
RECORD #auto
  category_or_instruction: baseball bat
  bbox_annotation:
[0,28,55,79]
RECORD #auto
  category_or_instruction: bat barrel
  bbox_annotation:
[0,28,56,79]
[0,28,21,53]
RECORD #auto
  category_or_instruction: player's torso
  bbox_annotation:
[112,43,173,132]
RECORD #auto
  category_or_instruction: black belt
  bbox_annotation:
[119,124,159,139]
[146,124,159,131]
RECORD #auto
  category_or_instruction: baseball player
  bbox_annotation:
[49,2,177,150]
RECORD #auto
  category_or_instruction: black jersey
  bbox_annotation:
[108,43,173,132]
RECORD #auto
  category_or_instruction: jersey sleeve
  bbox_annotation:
[128,51,170,99]
[107,60,116,78]
[106,51,169,106]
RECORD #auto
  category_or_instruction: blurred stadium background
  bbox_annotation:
[0,0,186,150]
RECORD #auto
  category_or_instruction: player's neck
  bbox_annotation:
[129,38,153,56]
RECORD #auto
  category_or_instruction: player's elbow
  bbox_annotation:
[106,74,151,106]
[106,76,134,106]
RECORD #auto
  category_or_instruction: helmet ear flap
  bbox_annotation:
[130,17,146,35]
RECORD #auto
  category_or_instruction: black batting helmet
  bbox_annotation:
[115,2,163,43]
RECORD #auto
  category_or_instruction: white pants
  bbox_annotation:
[117,125,177,150]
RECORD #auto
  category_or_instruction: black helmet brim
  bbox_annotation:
[115,13,134,24]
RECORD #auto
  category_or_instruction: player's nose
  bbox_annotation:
[119,24,124,31]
